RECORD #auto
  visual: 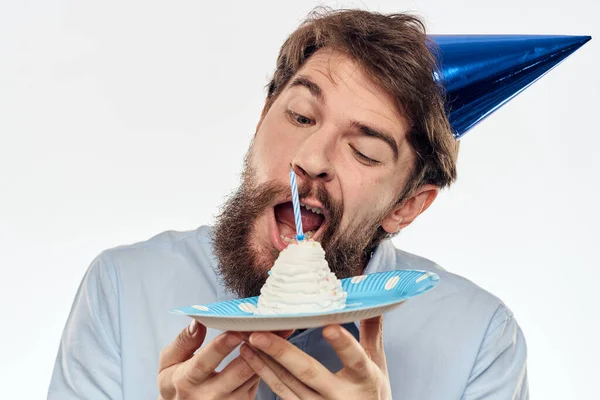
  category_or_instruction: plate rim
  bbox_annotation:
[171,269,439,319]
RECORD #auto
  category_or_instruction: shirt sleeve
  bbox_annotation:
[462,303,529,400]
[47,253,123,400]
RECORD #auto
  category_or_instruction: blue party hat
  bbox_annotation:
[430,35,591,138]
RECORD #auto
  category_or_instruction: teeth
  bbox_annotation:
[280,232,316,241]
[300,202,323,215]
[280,234,293,243]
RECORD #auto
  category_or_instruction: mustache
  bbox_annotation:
[279,179,341,217]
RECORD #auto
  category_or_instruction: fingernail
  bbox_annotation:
[324,327,340,340]
[250,333,271,349]
[226,334,242,347]
[188,320,198,336]
[240,344,256,359]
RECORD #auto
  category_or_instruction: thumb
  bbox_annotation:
[159,319,207,372]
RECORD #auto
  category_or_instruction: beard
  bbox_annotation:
[212,164,395,299]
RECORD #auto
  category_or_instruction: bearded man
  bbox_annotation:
[49,8,528,400]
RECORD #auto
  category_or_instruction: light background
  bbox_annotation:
[1,0,598,398]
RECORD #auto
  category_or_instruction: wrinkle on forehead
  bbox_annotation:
[299,49,405,127]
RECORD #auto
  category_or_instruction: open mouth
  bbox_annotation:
[269,200,327,251]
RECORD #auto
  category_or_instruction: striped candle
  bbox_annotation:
[289,168,304,241]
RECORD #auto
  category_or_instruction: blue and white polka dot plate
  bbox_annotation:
[170,269,439,331]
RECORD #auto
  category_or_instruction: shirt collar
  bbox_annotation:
[362,238,397,275]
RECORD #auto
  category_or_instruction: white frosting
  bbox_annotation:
[255,240,347,315]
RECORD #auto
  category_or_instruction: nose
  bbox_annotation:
[291,131,335,183]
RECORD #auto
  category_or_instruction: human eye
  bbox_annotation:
[286,109,315,126]
[349,144,381,166]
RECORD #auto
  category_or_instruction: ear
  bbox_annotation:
[381,184,439,234]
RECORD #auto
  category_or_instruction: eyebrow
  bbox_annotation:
[289,75,325,103]
[290,75,400,161]
[351,121,400,161]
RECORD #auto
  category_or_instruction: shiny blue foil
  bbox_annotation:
[430,35,591,138]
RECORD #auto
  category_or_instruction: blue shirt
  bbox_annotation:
[48,226,528,399]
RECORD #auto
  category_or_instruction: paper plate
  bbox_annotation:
[170,269,439,331]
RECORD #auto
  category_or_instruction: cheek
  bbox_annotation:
[252,119,299,181]
[337,174,369,223]
[337,172,391,226]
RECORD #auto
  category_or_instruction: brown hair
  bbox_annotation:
[264,7,459,202]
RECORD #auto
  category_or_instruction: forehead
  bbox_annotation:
[289,49,410,142]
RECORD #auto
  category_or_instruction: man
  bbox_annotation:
[49,8,528,400]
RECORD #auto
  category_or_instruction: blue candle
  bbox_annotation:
[289,168,304,241]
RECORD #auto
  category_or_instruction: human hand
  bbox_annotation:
[157,320,258,400]
[239,316,392,399]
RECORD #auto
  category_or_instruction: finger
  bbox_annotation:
[255,348,322,399]
[239,344,301,400]
[276,329,296,340]
[248,379,260,399]
[240,329,295,343]
[159,319,207,371]
[183,332,244,385]
[322,324,373,380]
[248,332,333,395]
[205,356,256,393]
[203,356,256,393]
[229,371,260,398]
[359,316,387,370]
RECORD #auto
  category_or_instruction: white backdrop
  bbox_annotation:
[1,0,598,398]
